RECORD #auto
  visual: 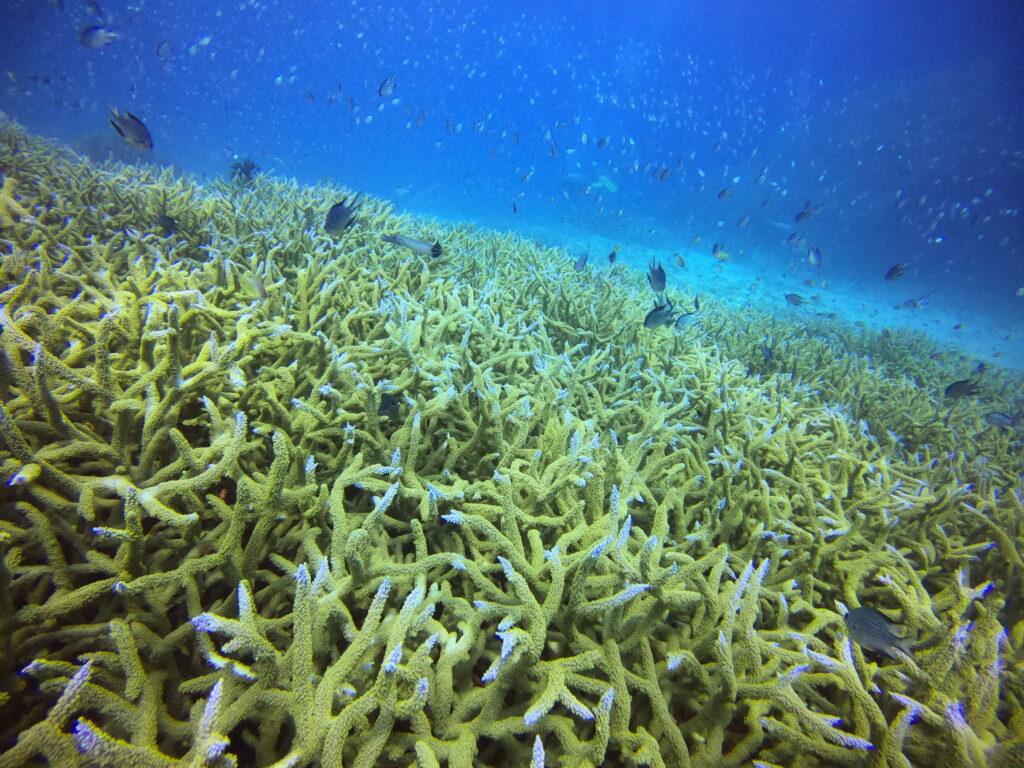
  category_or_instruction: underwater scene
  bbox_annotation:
[1,0,1023,767]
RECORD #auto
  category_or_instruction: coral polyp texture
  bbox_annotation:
[0,114,1022,768]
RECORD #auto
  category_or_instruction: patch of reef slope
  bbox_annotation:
[0,115,1022,768]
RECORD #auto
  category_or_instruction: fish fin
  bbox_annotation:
[110,120,124,137]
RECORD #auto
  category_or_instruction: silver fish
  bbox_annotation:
[984,412,1022,431]
[381,234,442,258]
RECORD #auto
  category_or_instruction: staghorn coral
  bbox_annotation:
[0,113,1022,767]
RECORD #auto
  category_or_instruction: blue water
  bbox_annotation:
[3,0,1023,316]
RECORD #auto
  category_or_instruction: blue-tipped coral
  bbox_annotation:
[0,114,1021,767]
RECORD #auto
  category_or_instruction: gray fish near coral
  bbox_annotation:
[573,250,588,272]
[944,377,982,399]
[845,606,913,659]
[644,299,676,328]
[79,24,117,48]
[984,411,1022,431]
[784,293,807,307]
[155,214,177,235]
[378,392,400,418]
[109,109,152,150]
[644,296,699,329]
[381,234,442,258]
[647,257,666,293]
[325,193,362,234]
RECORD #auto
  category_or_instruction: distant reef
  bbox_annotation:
[0,114,1022,768]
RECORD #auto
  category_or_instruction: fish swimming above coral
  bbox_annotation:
[229,157,261,185]
[984,411,1023,431]
[647,257,666,293]
[944,377,982,399]
[845,606,914,659]
[109,108,152,150]
[381,233,443,258]
[573,249,589,272]
[807,246,822,269]
[644,295,698,328]
[325,193,362,234]
[784,293,807,307]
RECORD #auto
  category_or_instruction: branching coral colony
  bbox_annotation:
[0,115,1021,768]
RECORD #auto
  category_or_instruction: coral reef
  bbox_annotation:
[0,113,1022,767]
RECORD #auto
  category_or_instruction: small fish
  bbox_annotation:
[154,40,172,61]
[658,167,672,181]
[786,231,807,248]
[109,108,153,150]
[644,296,698,329]
[647,258,666,293]
[324,193,362,234]
[760,339,775,364]
[511,201,518,214]
[674,253,686,268]
[717,187,733,199]
[378,74,397,98]
[984,412,1022,430]
[711,241,724,257]
[845,606,913,659]
[79,24,117,48]
[899,294,930,310]
[573,250,589,272]
[155,213,177,235]
[754,167,768,185]
[643,298,676,328]
[607,248,617,264]
[378,392,400,418]
[795,201,822,223]
[381,234,442,258]
[784,293,807,307]
[248,273,267,300]
[944,378,982,399]
[807,246,822,269]
[674,296,700,329]
[737,215,751,228]
[884,263,908,281]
